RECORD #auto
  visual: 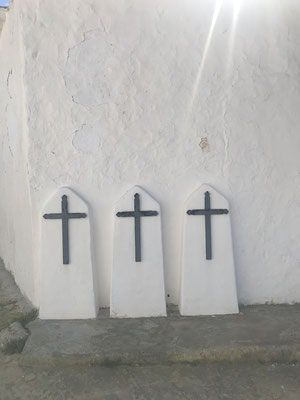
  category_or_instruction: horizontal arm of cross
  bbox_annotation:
[67,213,87,218]
[43,212,87,219]
[116,211,158,217]
[187,209,228,216]
[116,211,135,217]
[139,211,158,216]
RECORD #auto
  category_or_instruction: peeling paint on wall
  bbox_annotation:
[72,124,102,155]
[64,30,133,107]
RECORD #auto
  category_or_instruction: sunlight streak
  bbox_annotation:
[188,1,223,115]
[221,1,242,176]
[225,1,241,82]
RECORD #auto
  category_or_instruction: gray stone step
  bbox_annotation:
[22,304,300,366]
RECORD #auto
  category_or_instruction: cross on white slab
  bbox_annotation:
[43,194,87,265]
[180,184,239,316]
[116,192,159,262]
[111,186,167,318]
[40,187,97,320]
[187,191,229,260]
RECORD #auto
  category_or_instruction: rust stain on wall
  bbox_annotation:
[199,137,210,153]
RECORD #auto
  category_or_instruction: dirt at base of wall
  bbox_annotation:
[0,258,35,331]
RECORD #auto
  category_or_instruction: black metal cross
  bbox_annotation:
[43,195,87,265]
[116,193,158,262]
[187,191,228,260]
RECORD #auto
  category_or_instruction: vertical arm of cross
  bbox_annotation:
[134,193,142,262]
[61,195,69,265]
[204,191,212,260]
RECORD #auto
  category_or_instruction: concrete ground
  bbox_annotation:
[0,355,300,399]
[23,304,300,365]
[1,261,300,399]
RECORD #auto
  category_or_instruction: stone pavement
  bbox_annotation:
[23,304,300,366]
[1,356,300,400]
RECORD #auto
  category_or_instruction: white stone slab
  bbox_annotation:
[39,187,97,319]
[111,186,166,318]
[180,184,239,316]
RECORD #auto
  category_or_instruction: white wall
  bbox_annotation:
[0,10,5,36]
[0,2,36,304]
[1,0,300,308]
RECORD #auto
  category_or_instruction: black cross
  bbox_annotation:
[116,193,158,262]
[43,195,87,265]
[187,191,228,260]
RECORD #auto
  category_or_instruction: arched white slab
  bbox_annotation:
[180,184,239,316]
[111,186,166,318]
[40,187,97,319]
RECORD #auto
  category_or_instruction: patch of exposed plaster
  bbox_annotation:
[64,30,117,107]
[72,123,102,154]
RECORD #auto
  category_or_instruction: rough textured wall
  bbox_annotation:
[2,0,300,307]
[0,2,35,304]
[0,9,5,35]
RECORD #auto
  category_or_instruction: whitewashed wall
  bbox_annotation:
[0,10,5,36]
[0,3,36,304]
[0,0,300,308]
